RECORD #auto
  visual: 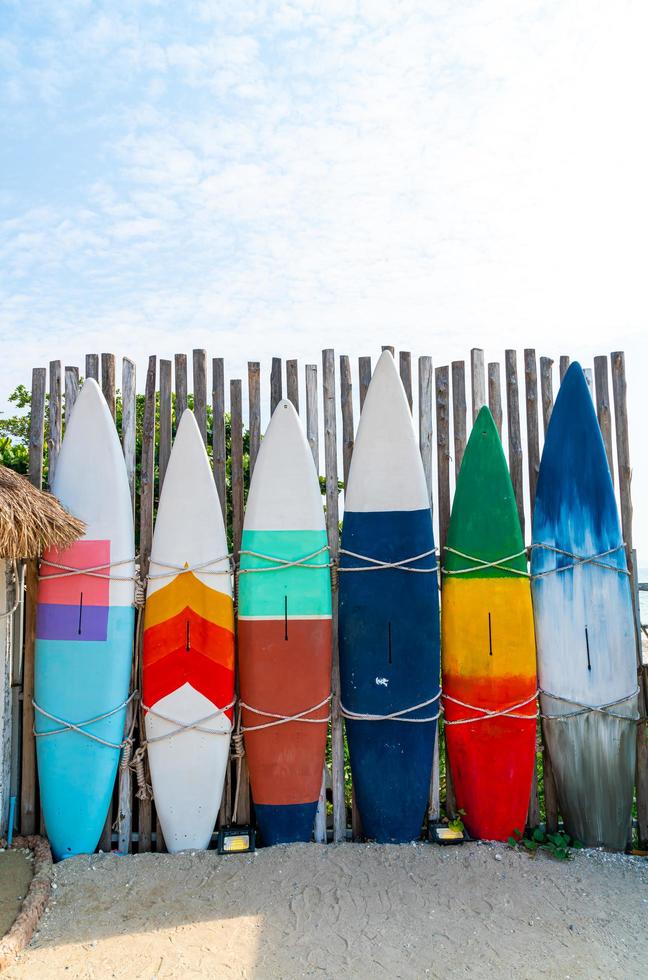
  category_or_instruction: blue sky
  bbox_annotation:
[1,0,647,555]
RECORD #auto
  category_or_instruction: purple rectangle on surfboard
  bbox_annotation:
[36,603,109,641]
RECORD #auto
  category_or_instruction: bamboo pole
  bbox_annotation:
[451,361,467,477]
[48,361,62,487]
[583,367,593,398]
[192,349,208,445]
[101,354,116,420]
[487,363,502,437]
[559,356,569,383]
[117,357,136,853]
[505,350,525,538]
[523,349,540,828]
[399,351,413,412]
[248,363,261,477]
[358,357,372,411]
[230,379,250,825]
[381,345,395,356]
[159,360,172,490]
[340,356,354,486]
[470,348,486,424]
[305,364,327,844]
[539,357,554,435]
[594,356,615,484]
[286,359,299,412]
[323,350,345,842]
[419,357,440,823]
[137,356,156,852]
[85,354,99,382]
[21,369,46,834]
[270,357,282,413]
[174,354,187,423]
[64,366,79,429]
[212,358,226,523]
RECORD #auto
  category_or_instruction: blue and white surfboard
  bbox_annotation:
[339,351,439,843]
[531,362,637,850]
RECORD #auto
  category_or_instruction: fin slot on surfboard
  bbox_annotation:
[77,592,83,636]
[585,625,591,671]
[488,611,493,657]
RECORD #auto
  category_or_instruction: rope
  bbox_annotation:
[340,692,441,723]
[238,546,331,573]
[539,686,640,721]
[531,543,630,578]
[38,556,137,582]
[0,560,20,619]
[240,696,331,732]
[33,690,139,749]
[338,548,438,574]
[442,547,529,577]
[230,714,245,825]
[146,555,233,581]
[442,690,538,725]
[142,698,236,742]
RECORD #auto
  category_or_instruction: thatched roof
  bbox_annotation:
[0,466,85,559]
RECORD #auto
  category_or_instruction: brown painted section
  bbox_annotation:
[238,619,332,806]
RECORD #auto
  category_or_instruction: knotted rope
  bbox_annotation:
[141,698,236,742]
[530,543,630,578]
[340,692,441,723]
[442,547,528,577]
[146,555,233,580]
[38,556,137,582]
[239,695,331,732]
[33,690,139,749]
[539,686,640,721]
[338,548,438,573]
[442,690,538,724]
[237,546,331,572]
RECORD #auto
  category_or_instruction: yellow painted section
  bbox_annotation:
[144,572,234,633]
[442,577,536,680]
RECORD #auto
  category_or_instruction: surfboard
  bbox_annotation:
[531,362,637,849]
[442,406,537,841]
[143,409,234,853]
[339,350,439,843]
[238,399,332,845]
[35,378,135,860]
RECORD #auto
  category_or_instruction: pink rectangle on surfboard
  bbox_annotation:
[39,540,111,606]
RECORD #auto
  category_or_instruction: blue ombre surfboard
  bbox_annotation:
[35,379,135,859]
[339,351,439,843]
[531,362,637,850]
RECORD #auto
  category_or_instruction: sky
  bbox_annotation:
[1,0,647,559]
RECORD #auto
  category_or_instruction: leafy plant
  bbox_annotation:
[447,808,466,834]
[507,826,582,861]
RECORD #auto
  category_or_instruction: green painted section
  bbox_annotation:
[444,406,527,578]
[238,529,332,617]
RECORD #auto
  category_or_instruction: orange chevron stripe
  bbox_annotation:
[144,609,235,672]
[144,571,234,633]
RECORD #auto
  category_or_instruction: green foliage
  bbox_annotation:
[507,826,582,861]
[447,808,466,834]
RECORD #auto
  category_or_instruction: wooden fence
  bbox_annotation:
[15,347,648,850]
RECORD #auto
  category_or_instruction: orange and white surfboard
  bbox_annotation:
[143,410,234,852]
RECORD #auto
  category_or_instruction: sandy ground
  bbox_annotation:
[0,849,33,938]
[2,843,647,979]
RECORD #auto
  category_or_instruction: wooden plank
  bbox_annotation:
[322,349,345,843]
[306,364,327,843]
[583,367,594,398]
[212,359,226,523]
[418,357,439,822]
[539,357,554,436]
[21,368,46,835]
[286,359,299,412]
[85,354,99,382]
[451,361,467,479]
[101,354,116,419]
[399,351,413,412]
[270,357,282,413]
[159,360,172,490]
[631,550,648,847]
[248,363,261,477]
[64,366,79,429]
[487,362,502,437]
[559,355,570,383]
[505,350,525,538]
[522,349,540,828]
[230,379,250,824]
[358,357,372,411]
[117,357,136,853]
[339,356,354,486]
[436,365,455,818]
[48,361,62,487]
[192,349,208,445]
[470,348,486,423]
[381,345,395,356]
[174,353,188,423]
[137,356,157,852]
[594,355,615,484]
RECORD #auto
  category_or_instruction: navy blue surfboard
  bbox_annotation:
[339,351,440,843]
[531,362,637,849]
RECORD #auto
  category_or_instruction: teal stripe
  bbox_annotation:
[238,529,332,618]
